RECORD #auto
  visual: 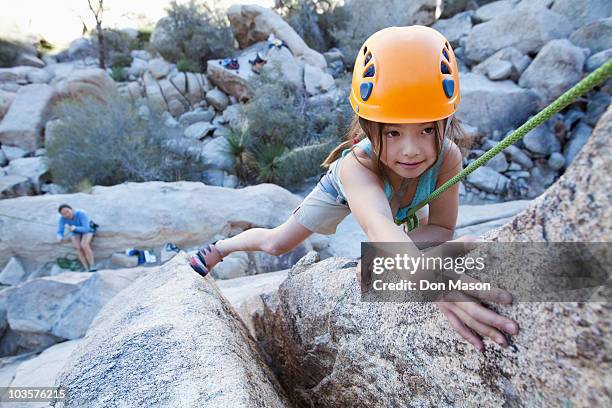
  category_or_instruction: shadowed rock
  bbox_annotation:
[52,253,290,407]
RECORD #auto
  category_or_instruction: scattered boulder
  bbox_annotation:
[15,53,44,68]
[484,152,509,172]
[522,125,561,155]
[585,92,611,127]
[563,122,592,165]
[569,17,612,54]
[303,64,335,96]
[2,145,28,161]
[527,162,558,197]
[466,165,509,193]
[547,152,565,170]
[265,46,304,90]
[463,6,573,63]
[474,0,515,23]
[51,68,118,104]
[518,39,587,105]
[206,88,229,111]
[227,4,327,69]
[431,11,474,48]
[184,121,215,140]
[0,258,26,286]
[504,144,534,169]
[4,267,146,352]
[222,104,245,131]
[147,58,171,79]
[200,136,234,172]
[0,89,16,120]
[211,252,250,280]
[551,0,612,30]
[0,175,34,199]
[456,73,538,133]
[0,84,54,151]
[473,47,532,81]
[127,57,147,77]
[6,156,49,193]
[52,254,290,407]
[178,108,215,127]
[206,58,254,102]
[585,48,612,72]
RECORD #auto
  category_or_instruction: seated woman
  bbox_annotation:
[56,204,97,272]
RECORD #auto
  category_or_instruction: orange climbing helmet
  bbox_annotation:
[348,25,460,124]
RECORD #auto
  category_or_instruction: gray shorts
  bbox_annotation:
[291,184,351,235]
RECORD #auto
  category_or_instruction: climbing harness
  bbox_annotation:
[397,59,612,232]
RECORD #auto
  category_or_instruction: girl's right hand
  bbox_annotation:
[431,235,518,352]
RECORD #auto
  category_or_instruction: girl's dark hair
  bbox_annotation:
[58,204,72,213]
[321,114,472,183]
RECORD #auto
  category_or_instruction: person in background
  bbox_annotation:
[56,204,97,272]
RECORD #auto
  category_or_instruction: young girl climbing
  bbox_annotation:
[190,26,518,352]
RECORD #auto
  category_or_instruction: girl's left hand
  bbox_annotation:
[68,225,76,231]
[436,291,518,352]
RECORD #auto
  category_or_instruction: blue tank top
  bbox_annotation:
[328,137,449,224]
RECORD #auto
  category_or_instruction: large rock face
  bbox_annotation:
[0,181,302,267]
[52,254,290,407]
[251,106,612,406]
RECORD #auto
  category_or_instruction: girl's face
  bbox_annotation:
[378,122,439,178]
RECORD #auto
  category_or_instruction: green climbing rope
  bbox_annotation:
[398,59,612,231]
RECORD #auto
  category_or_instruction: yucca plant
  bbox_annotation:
[252,142,289,184]
[225,130,256,182]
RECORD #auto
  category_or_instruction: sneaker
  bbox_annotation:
[88,267,98,272]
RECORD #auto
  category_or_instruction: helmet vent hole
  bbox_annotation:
[364,52,372,66]
[442,79,455,98]
[360,82,373,101]
[363,65,375,78]
[445,41,450,50]
[442,48,450,62]
[364,46,368,55]
[441,61,452,75]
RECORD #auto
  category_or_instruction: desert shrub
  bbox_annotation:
[235,65,352,186]
[273,0,349,52]
[277,139,335,186]
[152,0,235,71]
[110,66,128,82]
[111,53,132,68]
[176,58,201,73]
[136,29,152,49]
[47,93,206,191]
